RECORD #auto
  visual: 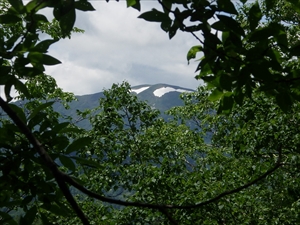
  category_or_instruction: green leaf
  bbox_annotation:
[216,15,245,36]
[28,101,55,120]
[42,54,62,65]
[217,0,238,15]
[208,89,224,101]
[7,0,24,13]
[54,136,70,150]
[187,45,202,64]
[59,8,76,36]
[75,0,95,11]
[249,26,275,42]
[276,92,292,112]
[219,73,232,91]
[169,21,179,39]
[40,213,51,225]
[28,52,61,65]
[138,9,170,22]
[20,206,37,225]
[219,93,234,114]
[127,0,140,10]
[71,156,100,168]
[290,42,300,56]
[160,19,172,32]
[162,0,172,13]
[5,81,13,102]
[248,2,262,31]
[0,14,21,24]
[25,0,50,12]
[14,79,30,98]
[52,122,71,133]
[250,62,272,81]
[33,14,49,23]
[234,88,244,105]
[265,0,276,11]
[0,66,12,85]
[32,39,58,53]
[211,20,227,31]
[66,137,93,153]
[42,203,72,217]
[8,104,27,124]
[0,211,18,225]
[59,155,76,171]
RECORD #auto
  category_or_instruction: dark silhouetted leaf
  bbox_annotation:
[75,0,95,11]
[59,8,76,36]
[28,101,55,120]
[0,14,21,24]
[249,2,262,31]
[59,155,76,171]
[8,104,27,124]
[66,137,93,153]
[71,156,100,168]
[7,0,24,13]
[32,39,58,53]
[28,52,61,65]
[217,0,238,15]
[139,9,169,22]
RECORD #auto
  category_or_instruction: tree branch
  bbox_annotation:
[0,97,90,225]
[0,96,283,223]
[62,150,282,210]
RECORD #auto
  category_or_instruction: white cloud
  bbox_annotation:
[45,2,203,95]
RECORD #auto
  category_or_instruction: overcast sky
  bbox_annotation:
[44,1,203,95]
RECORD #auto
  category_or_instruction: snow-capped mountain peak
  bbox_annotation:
[131,84,194,97]
[153,86,192,97]
[131,86,150,94]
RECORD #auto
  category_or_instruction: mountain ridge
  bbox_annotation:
[57,83,195,129]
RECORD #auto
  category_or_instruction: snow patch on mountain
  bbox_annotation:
[153,87,192,97]
[131,86,150,94]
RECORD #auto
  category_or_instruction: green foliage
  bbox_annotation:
[135,0,300,112]
[2,0,300,224]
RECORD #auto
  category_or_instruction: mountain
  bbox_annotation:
[55,84,194,129]
[131,84,193,112]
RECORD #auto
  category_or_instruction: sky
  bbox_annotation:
[44,1,203,95]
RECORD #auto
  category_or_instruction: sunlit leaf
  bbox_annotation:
[208,88,223,101]
[187,45,202,64]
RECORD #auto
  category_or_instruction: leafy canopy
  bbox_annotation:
[1,0,300,224]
